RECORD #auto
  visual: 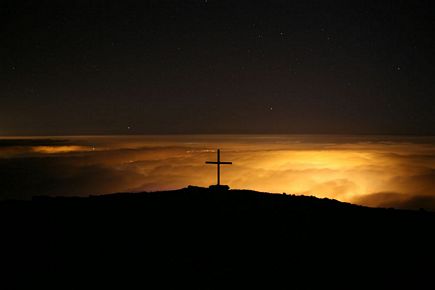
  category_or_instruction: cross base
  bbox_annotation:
[209,184,230,191]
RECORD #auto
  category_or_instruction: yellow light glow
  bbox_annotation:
[2,135,434,209]
[32,146,92,154]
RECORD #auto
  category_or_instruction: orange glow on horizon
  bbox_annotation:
[31,145,93,154]
[1,135,434,209]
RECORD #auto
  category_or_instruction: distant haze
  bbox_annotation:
[1,135,434,210]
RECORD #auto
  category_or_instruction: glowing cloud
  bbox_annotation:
[0,135,434,210]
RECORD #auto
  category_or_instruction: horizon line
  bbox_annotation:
[2,132,435,139]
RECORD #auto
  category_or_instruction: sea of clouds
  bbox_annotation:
[1,135,434,210]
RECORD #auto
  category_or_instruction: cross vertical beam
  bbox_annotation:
[217,149,220,185]
[205,149,232,186]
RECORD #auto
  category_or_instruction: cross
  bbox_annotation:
[205,149,232,186]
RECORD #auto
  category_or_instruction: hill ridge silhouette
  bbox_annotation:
[1,186,435,289]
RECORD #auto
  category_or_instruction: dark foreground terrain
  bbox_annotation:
[1,186,435,289]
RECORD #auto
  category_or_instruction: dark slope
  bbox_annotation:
[1,186,435,289]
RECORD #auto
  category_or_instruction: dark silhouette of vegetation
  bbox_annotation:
[1,186,435,289]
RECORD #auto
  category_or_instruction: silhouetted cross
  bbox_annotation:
[205,149,232,185]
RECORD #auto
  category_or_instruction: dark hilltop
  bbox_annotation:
[1,186,435,289]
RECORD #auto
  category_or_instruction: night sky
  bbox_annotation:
[2,0,435,136]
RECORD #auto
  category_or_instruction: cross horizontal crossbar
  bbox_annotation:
[205,161,232,164]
